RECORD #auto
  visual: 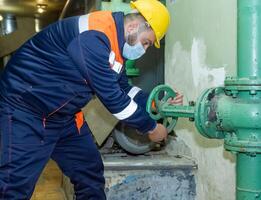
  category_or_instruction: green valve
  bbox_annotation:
[125,60,140,77]
[125,59,140,85]
[146,85,178,133]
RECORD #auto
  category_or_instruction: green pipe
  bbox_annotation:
[238,0,261,78]
[161,104,194,119]
[237,153,261,199]
[236,1,261,198]
[125,60,140,77]
[125,60,140,85]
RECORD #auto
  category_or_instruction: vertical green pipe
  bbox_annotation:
[237,1,261,199]
[238,0,261,78]
[237,153,261,199]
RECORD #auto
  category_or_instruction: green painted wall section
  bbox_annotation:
[166,0,236,75]
[165,0,237,200]
[101,0,131,13]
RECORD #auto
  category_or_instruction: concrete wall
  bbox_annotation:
[165,0,237,199]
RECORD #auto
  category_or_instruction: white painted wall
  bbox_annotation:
[165,0,237,199]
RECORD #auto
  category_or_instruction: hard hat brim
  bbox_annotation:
[154,40,160,48]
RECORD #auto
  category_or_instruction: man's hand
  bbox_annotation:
[168,92,183,105]
[148,123,168,142]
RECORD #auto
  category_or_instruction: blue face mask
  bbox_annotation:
[122,41,146,60]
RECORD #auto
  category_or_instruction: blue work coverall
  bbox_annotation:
[0,12,156,199]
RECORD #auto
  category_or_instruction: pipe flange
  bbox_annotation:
[225,77,261,91]
[225,138,261,153]
[194,87,225,139]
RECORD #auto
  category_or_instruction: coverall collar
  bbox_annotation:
[112,12,125,58]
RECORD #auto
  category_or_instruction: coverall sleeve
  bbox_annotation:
[118,68,151,109]
[67,30,156,133]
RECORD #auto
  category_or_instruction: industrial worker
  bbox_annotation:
[0,0,183,199]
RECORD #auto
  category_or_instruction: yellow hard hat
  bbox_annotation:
[130,0,170,48]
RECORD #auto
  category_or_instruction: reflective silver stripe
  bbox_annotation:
[112,61,123,74]
[109,51,115,65]
[79,14,89,34]
[127,86,141,99]
[113,100,138,120]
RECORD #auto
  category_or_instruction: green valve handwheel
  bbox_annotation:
[146,85,178,133]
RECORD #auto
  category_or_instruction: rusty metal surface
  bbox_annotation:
[104,153,196,200]
[62,152,197,200]
[105,169,196,200]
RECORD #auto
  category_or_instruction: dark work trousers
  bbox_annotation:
[0,103,105,200]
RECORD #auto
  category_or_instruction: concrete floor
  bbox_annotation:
[31,160,66,200]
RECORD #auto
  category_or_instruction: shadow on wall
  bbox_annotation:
[177,119,223,149]
[177,119,235,163]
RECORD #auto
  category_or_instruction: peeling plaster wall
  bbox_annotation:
[165,0,237,199]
